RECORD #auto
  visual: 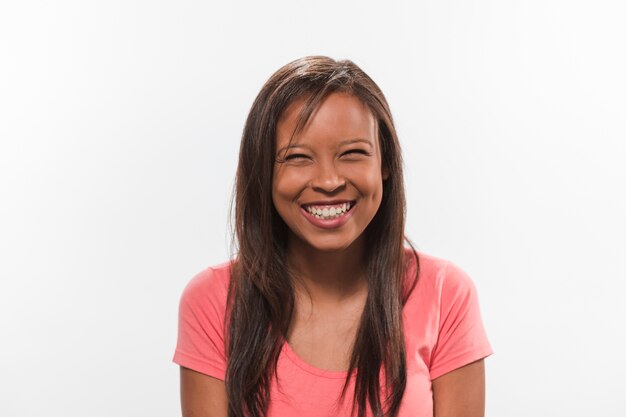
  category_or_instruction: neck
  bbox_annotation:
[286,235,368,303]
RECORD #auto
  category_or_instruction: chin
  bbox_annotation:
[304,236,360,253]
[312,244,353,253]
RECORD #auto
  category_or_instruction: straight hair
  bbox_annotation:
[226,56,419,417]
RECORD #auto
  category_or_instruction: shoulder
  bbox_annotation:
[182,260,232,294]
[178,260,233,317]
[404,248,479,301]
[173,261,234,379]
[402,248,493,380]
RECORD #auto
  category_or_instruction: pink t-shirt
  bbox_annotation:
[172,250,493,416]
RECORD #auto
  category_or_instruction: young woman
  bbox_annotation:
[173,56,493,417]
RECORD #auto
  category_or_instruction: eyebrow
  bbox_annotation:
[276,138,374,154]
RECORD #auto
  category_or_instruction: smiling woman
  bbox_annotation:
[172,56,493,417]
[272,93,386,253]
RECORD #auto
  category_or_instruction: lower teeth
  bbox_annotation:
[315,214,341,219]
[312,211,348,220]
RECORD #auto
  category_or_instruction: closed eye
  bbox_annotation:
[342,149,370,157]
[284,153,310,161]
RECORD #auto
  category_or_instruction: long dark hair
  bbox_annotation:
[226,56,419,417]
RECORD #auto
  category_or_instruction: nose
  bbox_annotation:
[310,162,346,193]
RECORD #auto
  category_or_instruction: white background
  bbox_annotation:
[1,0,625,416]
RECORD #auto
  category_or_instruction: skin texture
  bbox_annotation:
[180,367,227,417]
[272,92,388,255]
[179,92,487,416]
[273,92,385,371]
[432,359,486,417]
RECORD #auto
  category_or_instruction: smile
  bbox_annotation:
[303,201,353,220]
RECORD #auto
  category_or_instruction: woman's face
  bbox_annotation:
[272,92,388,253]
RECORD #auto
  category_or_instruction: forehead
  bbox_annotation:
[276,92,377,148]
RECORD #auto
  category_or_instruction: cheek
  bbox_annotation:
[272,169,302,202]
[353,165,385,196]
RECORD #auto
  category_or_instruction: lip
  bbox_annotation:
[300,201,356,229]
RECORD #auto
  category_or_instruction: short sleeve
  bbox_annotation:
[172,266,229,380]
[429,261,493,380]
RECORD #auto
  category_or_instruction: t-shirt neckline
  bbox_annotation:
[281,341,352,379]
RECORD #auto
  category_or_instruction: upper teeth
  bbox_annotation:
[305,202,351,219]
